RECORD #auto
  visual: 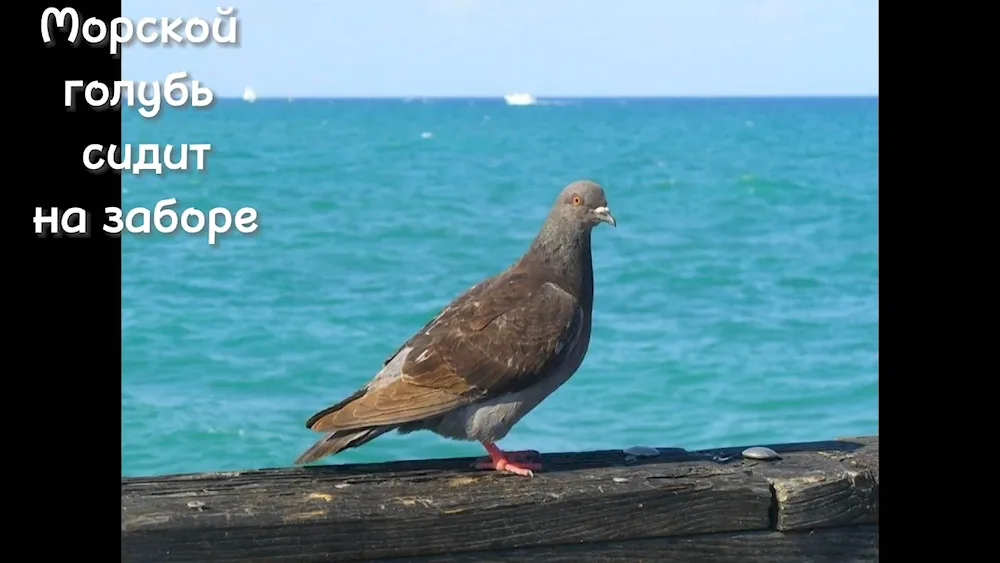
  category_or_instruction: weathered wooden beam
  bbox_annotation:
[121,436,878,563]
[395,525,879,562]
[734,435,879,531]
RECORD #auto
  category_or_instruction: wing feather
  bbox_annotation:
[306,271,582,433]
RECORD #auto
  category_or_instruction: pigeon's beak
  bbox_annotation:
[594,206,617,228]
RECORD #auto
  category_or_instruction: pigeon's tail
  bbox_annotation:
[294,426,394,465]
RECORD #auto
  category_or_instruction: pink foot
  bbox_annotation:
[475,442,544,476]
[475,449,540,463]
[474,458,542,476]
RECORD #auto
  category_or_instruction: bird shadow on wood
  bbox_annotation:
[296,437,870,480]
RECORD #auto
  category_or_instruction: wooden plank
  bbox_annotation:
[701,437,879,532]
[121,436,878,563]
[402,524,878,562]
[122,455,771,562]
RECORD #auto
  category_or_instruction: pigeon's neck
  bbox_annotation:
[520,220,594,305]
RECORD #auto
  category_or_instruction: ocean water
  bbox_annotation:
[121,97,879,477]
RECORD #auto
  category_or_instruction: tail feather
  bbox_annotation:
[305,387,368,430]
[294,426,393,465]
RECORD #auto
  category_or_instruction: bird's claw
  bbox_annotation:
[474,458,542,477]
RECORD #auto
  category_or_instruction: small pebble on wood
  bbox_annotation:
[186,501,206,511]
[741,446,781,461]
[623,446,660,457]
[612,477,630,483]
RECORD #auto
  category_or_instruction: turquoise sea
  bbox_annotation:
[121,97,879,477]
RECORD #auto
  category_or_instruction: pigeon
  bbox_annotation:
[295,180,616,476]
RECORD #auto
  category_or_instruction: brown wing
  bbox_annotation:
[308,271,583,433]
[378,278,491,367]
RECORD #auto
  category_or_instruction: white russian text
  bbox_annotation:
[41,7,240,56]
[34,207,89,236]
[65,73,214,115]
[83,143,211,174]
[105,200,259,245]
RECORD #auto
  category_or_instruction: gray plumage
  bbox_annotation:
[296,180,616,465]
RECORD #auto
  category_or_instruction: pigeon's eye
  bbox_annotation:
[571,195,583,206]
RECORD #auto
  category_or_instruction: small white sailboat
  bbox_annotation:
[503,92,537,106]
[242,86,257,103]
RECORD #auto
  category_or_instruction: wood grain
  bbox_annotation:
[121,436,878,563]
[403,525,878,563]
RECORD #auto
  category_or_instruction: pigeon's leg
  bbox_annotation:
[474,441,542,476]
[473,449,539,465]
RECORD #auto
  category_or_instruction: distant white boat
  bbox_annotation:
[242,86,257,103]
[504,92,537,106]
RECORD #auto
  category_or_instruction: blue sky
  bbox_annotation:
[122,0,879,98]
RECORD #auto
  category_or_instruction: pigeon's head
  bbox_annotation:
[554,180,616,229]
